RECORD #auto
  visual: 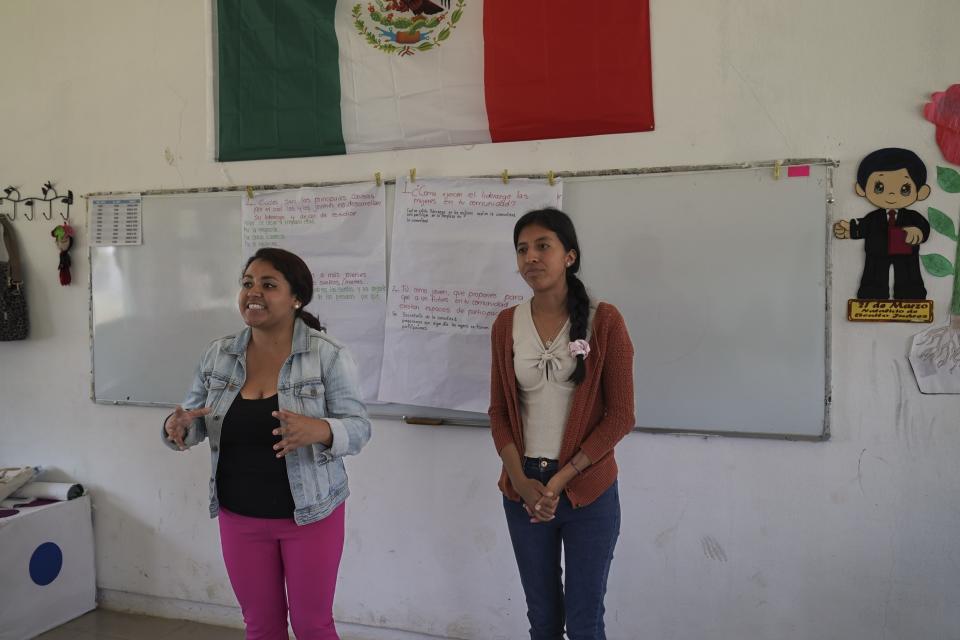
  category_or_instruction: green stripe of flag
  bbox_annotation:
[217,0,345,161]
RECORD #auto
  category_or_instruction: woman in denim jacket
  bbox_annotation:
[163,248,370,640]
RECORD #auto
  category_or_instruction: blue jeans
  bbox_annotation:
[503,457,621,640]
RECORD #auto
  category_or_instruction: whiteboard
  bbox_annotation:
[89,189,487,425]
[89,162,832,438]
[569,168,830,438]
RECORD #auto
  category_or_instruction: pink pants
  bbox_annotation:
[218,504,345,640]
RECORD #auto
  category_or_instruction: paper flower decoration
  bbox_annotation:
[925,85,960,164]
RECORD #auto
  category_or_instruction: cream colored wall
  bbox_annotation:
[2,1,959,638]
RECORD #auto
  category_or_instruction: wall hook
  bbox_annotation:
[41,182,56,220]
[60,190,74,221]
[0,182,73,222]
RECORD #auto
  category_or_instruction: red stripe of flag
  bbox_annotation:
[483,0,654,143]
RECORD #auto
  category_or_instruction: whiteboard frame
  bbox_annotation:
[87,158,835,440]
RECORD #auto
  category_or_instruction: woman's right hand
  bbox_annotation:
[514,477,556,524]
[165,405,211,450]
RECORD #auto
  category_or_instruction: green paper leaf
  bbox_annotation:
[921,253,954,277]
[938,166,960,193]
[928,207,958,241]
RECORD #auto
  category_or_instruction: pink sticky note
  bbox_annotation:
[787,165,810,178]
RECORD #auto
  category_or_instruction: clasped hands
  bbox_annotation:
[517,476,566,524]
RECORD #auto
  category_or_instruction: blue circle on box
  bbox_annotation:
[29,542,63,586]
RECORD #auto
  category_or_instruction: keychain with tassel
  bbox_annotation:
[51,223,75,285]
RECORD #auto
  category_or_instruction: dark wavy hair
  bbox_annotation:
[513,208,589,384]
[243,248,325,332]
[856,148,927,189]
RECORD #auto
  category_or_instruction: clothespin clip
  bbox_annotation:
[547,170,556,186]
[501,169,509,184]
[246,186,254,201]
[773,161,782,180]
[375,172,382,187]
[409,168,417,182]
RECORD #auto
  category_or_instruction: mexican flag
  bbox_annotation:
[216,0,654,161]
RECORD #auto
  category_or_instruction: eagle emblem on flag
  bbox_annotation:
[352,0,466,56]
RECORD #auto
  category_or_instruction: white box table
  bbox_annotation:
[0,495,96,640]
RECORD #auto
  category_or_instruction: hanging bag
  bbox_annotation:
[0,217,28,341]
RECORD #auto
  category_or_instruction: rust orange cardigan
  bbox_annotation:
[488,302,636,508]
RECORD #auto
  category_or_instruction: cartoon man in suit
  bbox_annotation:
[834,148,931,299]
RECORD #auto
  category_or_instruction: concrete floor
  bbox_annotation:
[33,609,369,640]
[34,610,242,640]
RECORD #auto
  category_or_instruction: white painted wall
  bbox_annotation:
[1,1,959,638]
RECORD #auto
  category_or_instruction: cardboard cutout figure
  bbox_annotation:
[834,148,932,301]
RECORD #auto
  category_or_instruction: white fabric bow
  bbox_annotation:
[535,350,560,372]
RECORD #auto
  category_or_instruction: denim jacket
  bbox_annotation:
[162,318,371,525]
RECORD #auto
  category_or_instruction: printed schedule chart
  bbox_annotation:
[89,195,142,246]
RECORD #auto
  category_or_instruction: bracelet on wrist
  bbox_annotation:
[570,459,583,475]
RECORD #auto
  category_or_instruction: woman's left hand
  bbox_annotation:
[271,409,332,457]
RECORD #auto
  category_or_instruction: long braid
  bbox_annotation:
[566,271,590,384]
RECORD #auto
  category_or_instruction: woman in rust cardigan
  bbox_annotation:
[489,208,635,640]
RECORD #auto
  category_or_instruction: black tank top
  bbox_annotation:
[215,394,296,518]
